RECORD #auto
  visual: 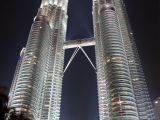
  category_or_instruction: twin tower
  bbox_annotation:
[8,0,155,120]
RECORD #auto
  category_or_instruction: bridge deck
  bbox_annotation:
[63,37,95,49]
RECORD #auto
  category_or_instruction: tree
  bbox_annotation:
[0,84,8,120]
[0,84,8,111]
[2,106,30,120]
[4,107,16,120]
[8,110,30,120]
[0,84,30,120]
[16,112,30,120]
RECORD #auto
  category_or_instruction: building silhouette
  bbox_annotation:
[8,0,155,119]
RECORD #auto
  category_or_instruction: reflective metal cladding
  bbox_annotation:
[99,4,139,119]
[93,0,155,119]
[8,0,68,119]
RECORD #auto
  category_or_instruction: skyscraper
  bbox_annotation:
[8,0,155,120]
[93,0,155,119]
[8,0,68,119]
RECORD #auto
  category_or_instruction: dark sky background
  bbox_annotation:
[0,0,160,120]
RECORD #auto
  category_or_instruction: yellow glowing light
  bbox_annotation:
[107,59,110,62]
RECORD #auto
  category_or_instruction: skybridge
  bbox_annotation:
[63,38,96,73]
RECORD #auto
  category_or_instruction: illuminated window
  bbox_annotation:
[44,105,49,107]
[111,58,116,60]
[133,78,138,81]
[107,59,110,62]
[119,64,123,67]
[155,101,158,104]
[23,105,27,107]
[48,74,52,76]
[28,85,32,88]
[22,109,27,111]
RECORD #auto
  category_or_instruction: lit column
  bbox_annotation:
[10,15,51,119]
[93,1,110,119]
[99,4,139,119]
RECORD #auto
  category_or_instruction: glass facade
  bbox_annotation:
[8,0,68,120]
[93,0,155,119]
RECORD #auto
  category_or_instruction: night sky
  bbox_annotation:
[0,0,160,120]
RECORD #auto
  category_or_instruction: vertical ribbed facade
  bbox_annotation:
[113,0,155,119]
[10,14,51,119]
[8,48,26,107]
[93,0,155,119]
[8,0,68,120]
[93,1,110,119]
[100,4,139,119]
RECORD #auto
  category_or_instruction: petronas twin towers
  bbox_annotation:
[8,0,155,119]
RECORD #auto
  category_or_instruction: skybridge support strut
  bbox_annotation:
[63,47,80,74]
[79,46,96,70]
[63,41,96,74]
